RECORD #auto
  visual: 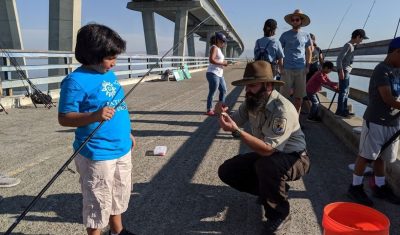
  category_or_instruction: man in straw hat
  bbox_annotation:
[279,9,313,114]
[216,61,310,234]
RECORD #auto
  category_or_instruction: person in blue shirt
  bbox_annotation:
[279,9,313,114]
[58,24,136,235]
[254,19,284,79]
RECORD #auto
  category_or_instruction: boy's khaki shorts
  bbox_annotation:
[75,151,132,229]
[280,68,307,99]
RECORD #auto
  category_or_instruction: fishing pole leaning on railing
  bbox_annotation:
[4,15,221,234]
[0,42,56,109]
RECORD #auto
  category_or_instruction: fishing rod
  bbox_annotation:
[4,15,214,235]
[325,3,352,110]
[0,45,55,109]
[328,0,376,111]
[394,17,400,38]
[362,0,376,29]
[323,3,352,59]
[0,102,8,114]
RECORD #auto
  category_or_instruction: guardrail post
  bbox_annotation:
[128,57,132,78]
[4,57,12,96]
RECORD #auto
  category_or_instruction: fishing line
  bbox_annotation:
[323,3,352,58]
[362,0,376,29]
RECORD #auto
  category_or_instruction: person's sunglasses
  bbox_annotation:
[291,18,301,22]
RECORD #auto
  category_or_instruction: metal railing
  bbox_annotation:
[0,50,242,96]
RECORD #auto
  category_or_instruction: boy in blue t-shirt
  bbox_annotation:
[58,24,136,235]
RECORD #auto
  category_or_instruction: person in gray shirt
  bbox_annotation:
[347,37,400,206]
[335,29,368,117]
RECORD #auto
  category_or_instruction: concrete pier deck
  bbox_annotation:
[0,63,399,234]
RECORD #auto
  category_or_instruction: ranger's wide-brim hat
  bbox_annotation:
[284,9,310,27]
[231,61,285,86]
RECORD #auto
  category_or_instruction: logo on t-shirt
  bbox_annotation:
[388,71,400,117]
[101,81,117,97]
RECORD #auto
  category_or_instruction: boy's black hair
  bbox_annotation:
[322,61,334,69]
[75,24,126,65]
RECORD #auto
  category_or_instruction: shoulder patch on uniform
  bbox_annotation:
[272,117,287,135]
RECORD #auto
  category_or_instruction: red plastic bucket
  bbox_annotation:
[322,202,390,235]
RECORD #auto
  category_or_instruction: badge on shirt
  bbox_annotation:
[272,117,287,135]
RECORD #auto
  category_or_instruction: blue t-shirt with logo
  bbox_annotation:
[58,67,132,160]
[279,30,312,69]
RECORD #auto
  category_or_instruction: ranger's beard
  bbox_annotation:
[245,85,267,111]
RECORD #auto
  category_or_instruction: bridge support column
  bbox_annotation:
[173,9,188,57]
[226,44,234,58]
[48,0,81,90]
[205,32,212,57]
[142,11,159,55]
[0,0,27,96]
[187,33,195,57]
[222,45,227,57]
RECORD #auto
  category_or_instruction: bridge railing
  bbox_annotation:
[0,50,243,96]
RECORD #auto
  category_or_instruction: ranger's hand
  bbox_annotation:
[219,112,238,132]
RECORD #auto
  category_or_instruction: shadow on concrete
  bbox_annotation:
[123,85,270,234]
[130,111,204,116]
[55,129,75,133]
[0,193,82,224]
[131,119,202,127]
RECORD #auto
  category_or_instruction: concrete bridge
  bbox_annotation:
[127,0,244,58]
[0,64,399,234]
[0,0,242,58]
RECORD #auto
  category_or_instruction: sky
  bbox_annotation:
[15,0,400,57]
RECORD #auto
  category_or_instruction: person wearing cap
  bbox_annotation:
[254,19,284,78]
[205,32,229,116]
[279,9,313,114]
[335,29,369,118]
[347,37,400,207]
[215,61,310,233]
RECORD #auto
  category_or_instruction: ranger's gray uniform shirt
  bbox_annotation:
[232,90,306,153]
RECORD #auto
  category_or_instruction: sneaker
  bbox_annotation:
[347,184,373,206]
[109,228,137,235]
[264,215,291,234]
[0,174,21,188]
[205,110,215,116]
[372,184,400,205]
[345,111,355,116]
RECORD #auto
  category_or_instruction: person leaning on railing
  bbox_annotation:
[335,29,369,118]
